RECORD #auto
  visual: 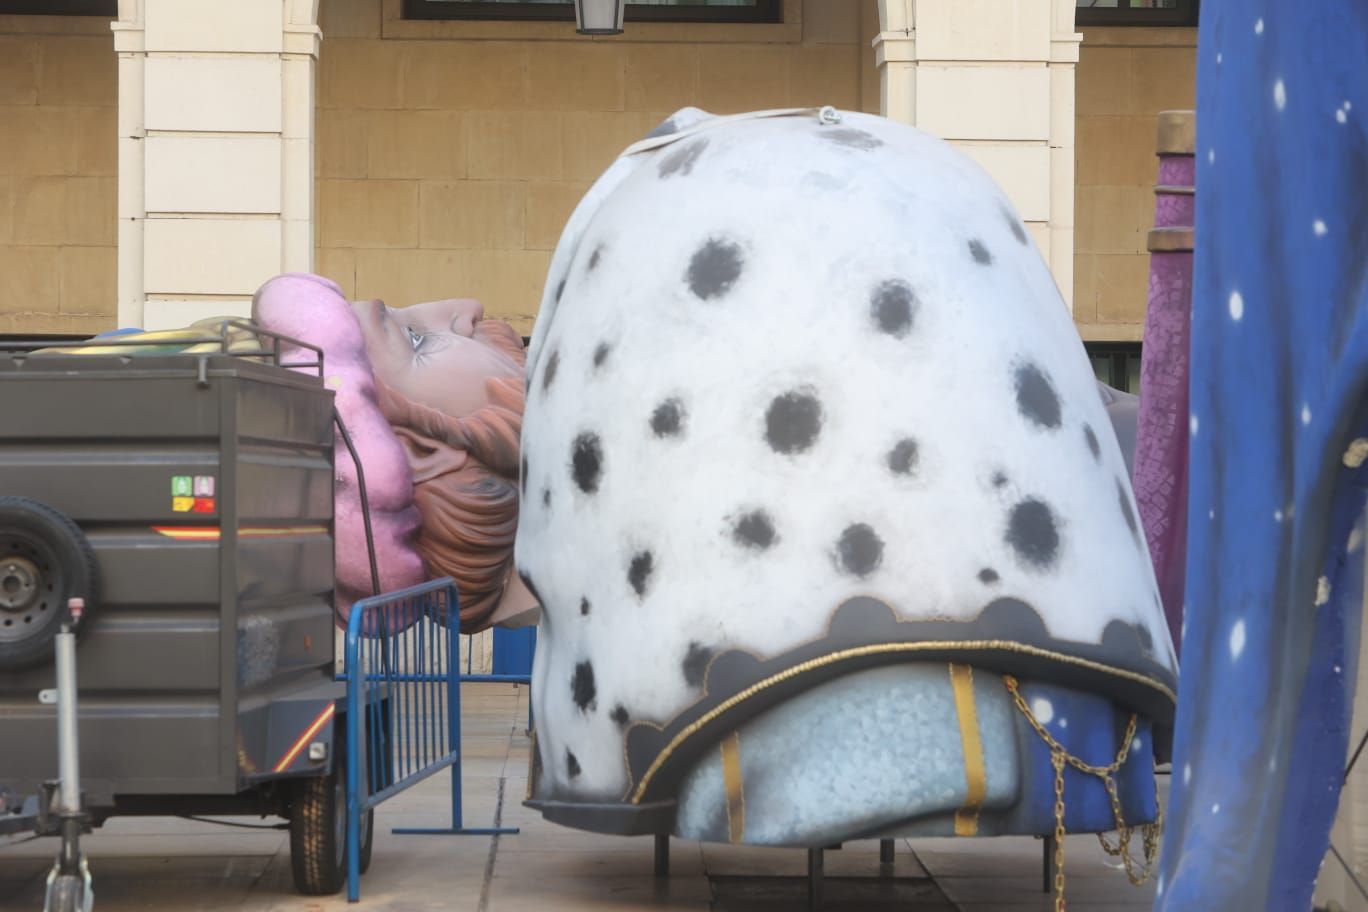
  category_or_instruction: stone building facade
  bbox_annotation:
[0,0,1194,343]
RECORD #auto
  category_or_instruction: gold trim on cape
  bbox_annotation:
[628,638,1175,804]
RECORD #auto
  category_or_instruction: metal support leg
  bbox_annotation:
[808,847,824,911]
[654,834,670,878]
[1042,835,1056,893]
[46,621,92,911]
[879,838,895,866]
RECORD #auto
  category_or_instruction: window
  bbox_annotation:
[1086,342,1143,394]
[0,0,116,13]
[404,0,782,25]
[1075,0,1198,27]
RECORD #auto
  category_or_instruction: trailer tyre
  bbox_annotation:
[289,760,374,895]
[0,497,97,671]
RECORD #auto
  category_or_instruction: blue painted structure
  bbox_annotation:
[492,626,536,678]
[1155,4,1368,908]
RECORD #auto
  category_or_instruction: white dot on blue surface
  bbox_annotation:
[1274,509,1284,522]
[1132,737,1142,751]
[1059,718,1068,729]
[1317,576,1332,606]
[1302,403,1312,424]
[1031,697,1053,724]
[1190,414,1199,436]
[1274,80,1287,111]
[1338,109,1349,124]
[1216,52,1222,64]
[1349,527,1364,553]
[1208,148,1216,165]
[1212,802,1221,814]
[1229,290,1244,321]
[1255,17,1264,34]
[1344,438,1368,468]
[1183,763,1192,785]
[1230,619,1246,659]
[1314,220,1328,237]
[1208,509,1215,520]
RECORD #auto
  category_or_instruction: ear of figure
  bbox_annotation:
[392,425,470,483]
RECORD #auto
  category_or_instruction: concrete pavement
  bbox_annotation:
[0,684,1159,911]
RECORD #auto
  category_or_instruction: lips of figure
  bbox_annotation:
[253,273,427,628]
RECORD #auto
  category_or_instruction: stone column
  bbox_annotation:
[874,0,1080,308]
[1048,0,1081,307]
[872,0,915,124]
[112,0,320,330]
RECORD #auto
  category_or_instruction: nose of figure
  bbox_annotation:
[448,299,484,337]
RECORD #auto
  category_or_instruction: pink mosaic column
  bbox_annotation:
[1133,111,1195,655]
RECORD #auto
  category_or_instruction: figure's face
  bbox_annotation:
[352,297,522,417]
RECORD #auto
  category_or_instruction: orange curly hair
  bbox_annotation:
[374,320,526,632]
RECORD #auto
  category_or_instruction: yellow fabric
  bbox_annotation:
[950,663,987,836]
[721,731,745,844]
[53,317,259,356]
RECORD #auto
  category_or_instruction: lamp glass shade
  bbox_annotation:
[574,0,625,34]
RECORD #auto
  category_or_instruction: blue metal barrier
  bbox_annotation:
[342,578,522,903]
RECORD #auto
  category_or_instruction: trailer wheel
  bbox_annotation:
[289,761,374,895]
[46,873,85,912]
[0,497,97,671]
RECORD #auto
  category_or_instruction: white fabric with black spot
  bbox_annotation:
[517,107,1177,801]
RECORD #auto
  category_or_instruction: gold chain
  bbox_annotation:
[1051,750,1066,911]
[1003,675,1164,912]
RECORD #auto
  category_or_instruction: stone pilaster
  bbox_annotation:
[875,0,1080,308]
[112,0,320,329]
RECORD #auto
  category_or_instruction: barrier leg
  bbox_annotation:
[526,682,535,736]
[344,643,362,903]
[1042,835,1055,893]
[346,791,361,902]
[654,834,670,878]
[453,757,464,830]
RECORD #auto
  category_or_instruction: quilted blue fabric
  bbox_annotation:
[1155,4,1368,909]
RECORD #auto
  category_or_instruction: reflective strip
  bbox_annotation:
[721,731,746,844]
[950,663,987,836]
[240,526,328,538]
[152,525,328,541]
[273,703,336,773]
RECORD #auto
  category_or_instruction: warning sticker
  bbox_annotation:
[171,475,193,497]
[172,496,194,513]
[194,476,216,497]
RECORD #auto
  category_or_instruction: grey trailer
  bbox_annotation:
[0,329,373,895]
